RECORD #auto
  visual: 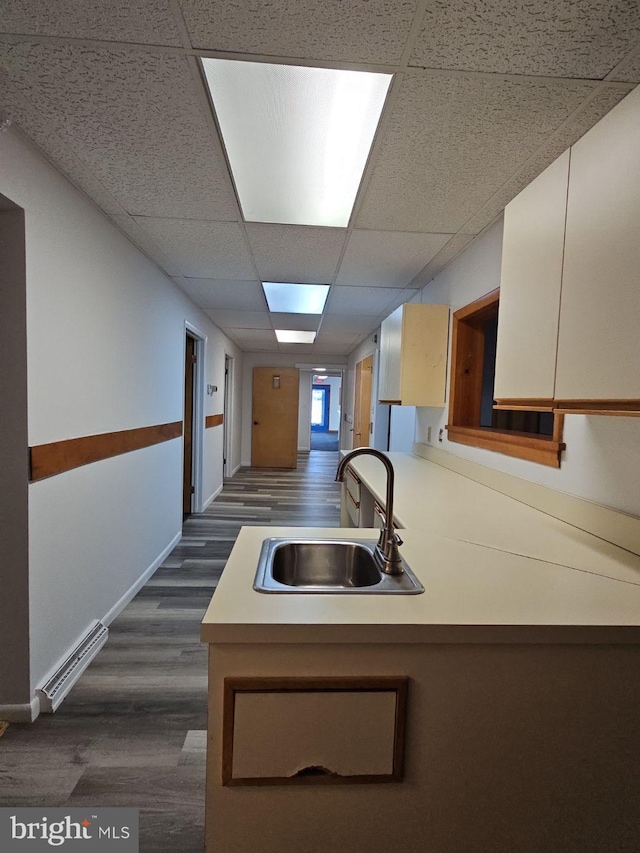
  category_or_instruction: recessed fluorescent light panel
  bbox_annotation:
[263,282,330,314]
[275,330,317,344]
[202,59,392,227]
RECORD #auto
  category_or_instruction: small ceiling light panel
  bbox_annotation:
[263,281,329,314]
[275,330,317,344]
[202,59,392,227]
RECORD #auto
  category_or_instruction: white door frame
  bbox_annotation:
[223,353,234,477]
[184,321,206,513]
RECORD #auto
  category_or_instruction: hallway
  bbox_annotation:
[0,452,341,852]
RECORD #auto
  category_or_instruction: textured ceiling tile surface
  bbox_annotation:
[0,1,182,46]
[356,71,595,233]
[460,85,633,234]
[171,276,207,306]
[132,218,255,278]
[409,234,476,288]
[410,0,640,79]
[278,343,314,354]
[245,223,347,284]
[185,279,266,310]
[610,51,640,82]
[325,285,406,316]
[204,309,272,329]
[336,229,452,287]
[109,214,182,275]
[0,42,240,219]
[179,0,418,64]
[0,74,126,214]
[320,315,380,334]
[269,313,322,332]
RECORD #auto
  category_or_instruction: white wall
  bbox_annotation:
[415,218,640,517]
[323,376,342,431]
[298,370,312,451]
[389,406,416,452]
[0,126,243,704]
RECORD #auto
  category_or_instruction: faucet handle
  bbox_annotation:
[393,532,403,547]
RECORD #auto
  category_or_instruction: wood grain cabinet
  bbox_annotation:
[495,85,640,416]
[378,303,449,406]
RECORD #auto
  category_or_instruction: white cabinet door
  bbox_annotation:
[494,150,570,403]
[378,305,403,403]
[555,87,640,402]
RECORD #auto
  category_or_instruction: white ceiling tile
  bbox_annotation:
[409,234,476,288]
[278,343,314,354]
[312,334,360,355]
[245,223,347,284]
[185,279,266,310]
[225,328,279,351]
[356,71,595,233]
[410,1,640,79]
[269,313,322,332]
[171,276,206,306]
[336,230,452,287]
[611,50,640,83]
[460,85,634,235]
[320,315,380,335]
[0,42,240,219]
[107,214,181,275]
[204,310,272,329]
[325,286,406,316]
[0,1,182,45]
[0,74,126,215]
[180,0,419,64]
[132,218,254,279]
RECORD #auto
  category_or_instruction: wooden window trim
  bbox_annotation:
[447,289,565,468]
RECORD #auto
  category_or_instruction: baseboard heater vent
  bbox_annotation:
[37,621,109,713]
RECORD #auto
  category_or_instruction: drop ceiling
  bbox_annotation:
[1,1,638,355]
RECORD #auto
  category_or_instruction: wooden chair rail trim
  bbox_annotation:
[446,425,564,468]
[496,398,640,414]
[205,414,224,429]
[30,421,183,482]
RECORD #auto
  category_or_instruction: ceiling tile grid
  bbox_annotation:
[269,313,322,332]
[356,71,596,234]
[409,233,476,289]
[319,315,382,335]
[109,214,182,276]
[610,48,640,82]
[410,0,640,79]
[132,218,254,279]
[203,309,272,329]
[245,223,347,284]
[336,229,452,287]
[178,0,419,64]
[0,0,183,46]
[184,278,266,311]
[325,285,415,317]
[0,41,240,219]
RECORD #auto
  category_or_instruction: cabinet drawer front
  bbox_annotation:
[346,487,360,526]
[345,466,361,503]
[223,677,408,786]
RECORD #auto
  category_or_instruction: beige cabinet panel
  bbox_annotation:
[555,87,640,402]
[379,303,449,406]
[494,150,570,401]
[230,689,398,781]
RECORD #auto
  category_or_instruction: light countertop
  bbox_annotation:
[201,454,640,646]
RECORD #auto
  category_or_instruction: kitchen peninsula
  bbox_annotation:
[201,448,640,853]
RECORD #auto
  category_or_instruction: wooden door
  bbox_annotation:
[183,334,196,515]
[252,367,299,468]
[353,355,373,448]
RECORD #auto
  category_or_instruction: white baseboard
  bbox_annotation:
[0,696,40,723]
[102,529,182,626]
[202,484,222,511]
[231,463,241,476]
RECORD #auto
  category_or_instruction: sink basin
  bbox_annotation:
[254,538,424,594]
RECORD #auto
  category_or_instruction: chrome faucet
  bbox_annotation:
[336,449,404,575]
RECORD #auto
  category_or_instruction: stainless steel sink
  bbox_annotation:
[254,538,424,594]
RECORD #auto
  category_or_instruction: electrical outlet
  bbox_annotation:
[427,427,432,443]
[438,428,444,443]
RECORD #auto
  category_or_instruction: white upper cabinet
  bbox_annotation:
[495,84,640,414]
[494,150,570,403]
[555,87,640,404]
[378,303,449,406]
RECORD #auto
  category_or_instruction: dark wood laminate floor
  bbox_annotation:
[0,451,340,852]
